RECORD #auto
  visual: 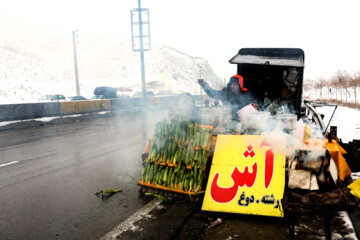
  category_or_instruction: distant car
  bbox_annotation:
[133,91,155,97]
[38,94,66,101]
[91,95,105,99]
[67,96,87,101]
[157,90,173,96]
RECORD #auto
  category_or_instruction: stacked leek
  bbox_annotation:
[141,116,211,192]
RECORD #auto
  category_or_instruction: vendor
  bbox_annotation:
[197,75,259,121]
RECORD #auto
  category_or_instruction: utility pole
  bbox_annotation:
[138,0,146,102]
[131,0,151,106]
[72,30,80,96]
[199,65,203,105]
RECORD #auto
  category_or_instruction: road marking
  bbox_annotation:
[0,161,18,168]
[100,198,162,240]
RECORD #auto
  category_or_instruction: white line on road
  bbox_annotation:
[0,161,18,168]
[100,198,163,240]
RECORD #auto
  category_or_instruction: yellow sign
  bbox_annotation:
[202,135,286,217]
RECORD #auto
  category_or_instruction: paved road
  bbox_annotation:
[0,109,168,240]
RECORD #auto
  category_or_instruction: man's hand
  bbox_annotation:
[197,79,205,86]
[251,103,259,109]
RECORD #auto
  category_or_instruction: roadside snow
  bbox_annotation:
[316,105,360,143]
[351,172,360,181]
[0,112,112,127]
[338,211,358,240]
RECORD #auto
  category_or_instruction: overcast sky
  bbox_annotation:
[1,0,359,81]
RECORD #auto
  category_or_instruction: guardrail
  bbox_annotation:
[0,102,62,122]
[0,95,198,122]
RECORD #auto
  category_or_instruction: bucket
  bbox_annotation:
[199,106,232,132]
[237,104,258,126]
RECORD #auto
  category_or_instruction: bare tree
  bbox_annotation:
[303,79,313,98]
[325,78,332,99]
[334,70,351,102]
[316,77,327,98]
[330,76,339,100]
[350,71,360,103]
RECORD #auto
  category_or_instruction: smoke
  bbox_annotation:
[152,100,327,165]
[241,103,326,161]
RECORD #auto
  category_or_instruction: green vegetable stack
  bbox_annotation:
[140,115,211,193]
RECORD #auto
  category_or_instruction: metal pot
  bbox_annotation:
[274,113,297,131]
[198,106,232,133]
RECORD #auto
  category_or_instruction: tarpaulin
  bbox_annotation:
[326,141,351,181]
[303,139,351,181]
[348,178,360,199]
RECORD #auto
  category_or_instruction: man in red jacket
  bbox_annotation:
[197,75,259,121]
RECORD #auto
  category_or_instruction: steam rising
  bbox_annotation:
[241,104,326,161]
[162,98,326,164]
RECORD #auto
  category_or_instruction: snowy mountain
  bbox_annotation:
[0,34,222,103]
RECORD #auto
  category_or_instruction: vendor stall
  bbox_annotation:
[138,48,358,239]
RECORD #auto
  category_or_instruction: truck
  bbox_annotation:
[93,86,117,99]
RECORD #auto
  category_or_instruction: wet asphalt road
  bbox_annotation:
[0,109,169,240]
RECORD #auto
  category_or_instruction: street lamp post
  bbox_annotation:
[72,30,80,96]
[131,0,151,106]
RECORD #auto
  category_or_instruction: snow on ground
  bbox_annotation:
[338,211,359,240]
[315,105,360,143]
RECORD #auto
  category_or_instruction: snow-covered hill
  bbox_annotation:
[0,35,222,103]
